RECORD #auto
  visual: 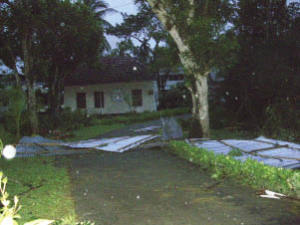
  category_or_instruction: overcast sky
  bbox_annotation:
[104,0,138,49]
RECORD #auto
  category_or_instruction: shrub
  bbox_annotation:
[262,100,300,142]
[177,117,203,138]
[6,88,26,140]
[169,141,300,198]
[39,108,93,135]
[158,84,191,110]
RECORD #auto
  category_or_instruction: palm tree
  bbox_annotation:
[83,0,116,52]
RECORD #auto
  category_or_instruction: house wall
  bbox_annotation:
[63,81,158,115]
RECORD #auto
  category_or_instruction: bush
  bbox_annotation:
[177,118,203,138]
[262,100,300,142]
[169,141,300,198]
[39,108,93,135]
[0,126,15,145]
[158,84,191,110]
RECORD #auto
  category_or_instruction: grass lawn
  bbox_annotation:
[0,156,75,224]
[67,107,189,141]
[67,123,126,141]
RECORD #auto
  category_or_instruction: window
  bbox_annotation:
[94,91,104,108]
[76,93,86,109]
[132,89,142,107]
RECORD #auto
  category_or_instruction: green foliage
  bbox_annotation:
[0,88,26,142]
[7,87,26,140]
[0,156,75,224]
[0,140,94,225]
[178,117,256,140]
[228,148,243,157]
[169,141,300,198]
[158,84,191,110]
[177,117,202,138]
[0,171,22,225]
[53,216,94,225]
[149,0,237,73]
[38,108,93,137]
[69,123,125,141]
[215,1,300,141]
[0,126,15,146]
[262,101,300,142]
[0,0,108,131]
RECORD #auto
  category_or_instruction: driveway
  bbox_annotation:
[66,149,300,225]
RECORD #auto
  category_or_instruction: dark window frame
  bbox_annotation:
[94,91,104,108]
[76,92,86,109]
[132,89,143,107]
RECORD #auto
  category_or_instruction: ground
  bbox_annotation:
[2,115,300,224]
[65,150,299,225]
[58,120,299,225]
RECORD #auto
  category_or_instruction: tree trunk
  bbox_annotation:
[12,63,21,87]
[7,45,21,87]
[25,77,39,134]
[22,33,39,134]
[194,74,210,137]
[147,0,210,137]
[187,86,197,118]
[49,67,63,120]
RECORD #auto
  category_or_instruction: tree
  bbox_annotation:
[0,23,22,86]
[108,1,180,100]
[218,0,300,137]
[7,87,26,140]
[40,0,106,118]
[82,0,114,52]
[0,0,107,133]
[145,0,236,137]
[1,0,49,134]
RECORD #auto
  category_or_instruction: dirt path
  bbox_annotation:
[66,149,300,225]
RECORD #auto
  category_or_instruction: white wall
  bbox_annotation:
[64,81,158,115]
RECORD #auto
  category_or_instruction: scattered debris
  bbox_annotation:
[16,135,159,157]
[161,117,183,140]
[189,136,300,169]
[133,126,161,133]
[260,190,286,199]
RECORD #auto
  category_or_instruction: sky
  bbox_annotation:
[103,0,138,49]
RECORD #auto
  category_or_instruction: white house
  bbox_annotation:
[63,57,158,115]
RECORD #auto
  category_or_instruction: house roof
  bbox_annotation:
[64,56,155,86]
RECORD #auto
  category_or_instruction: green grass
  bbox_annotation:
[67,107,189,141]
[169,141,300,198]
[68,123,126,141]
[0,156,75,224]
[97,107,189,126]
[228,148,243,157]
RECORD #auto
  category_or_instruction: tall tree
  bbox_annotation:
[108,1,167,64]
[0,12,22,87]
[2,0,47,134]
[0,0,106,133]
[145,0,236,137]
[40,0,105,118]
[218,0,299,135]
[108,1,180,96]
[82,0,114,52]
